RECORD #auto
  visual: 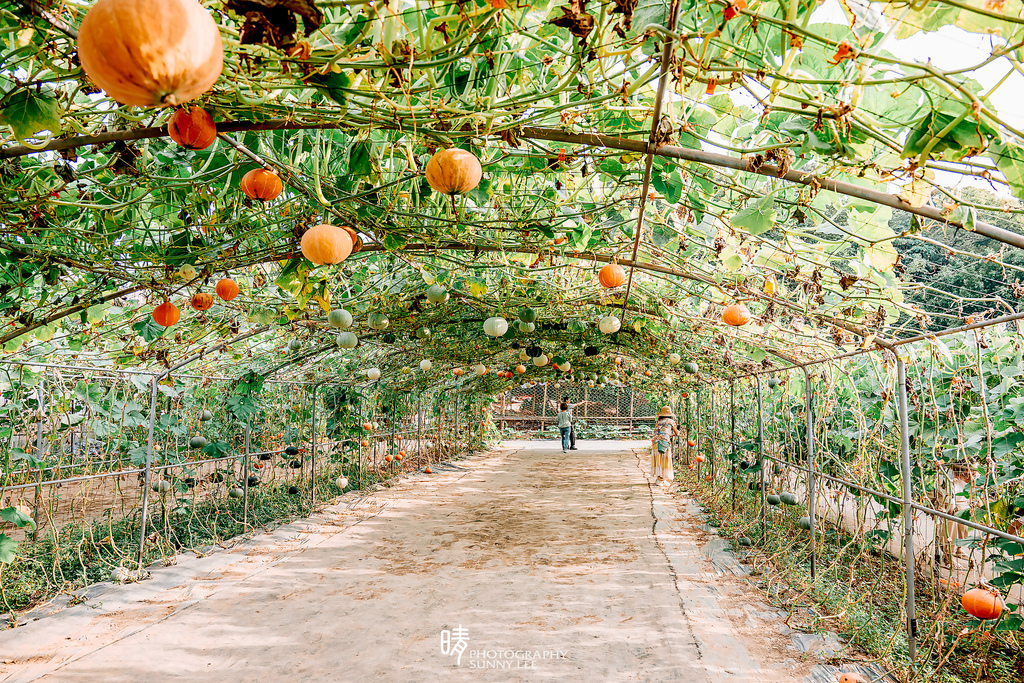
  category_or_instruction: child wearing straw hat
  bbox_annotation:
[652,406,679,483]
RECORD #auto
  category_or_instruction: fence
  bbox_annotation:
[493,383,661,436]
[684,324,1024,668]
[0,357,490,615]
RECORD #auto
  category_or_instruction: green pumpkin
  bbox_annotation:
[199,410,213,421]
[367,312,390,330]
[381,333,397,344]
[683,362,699,374]
[780,492,799,506]
[518,307,537,323]
[797,516,813,530]
[327,309,353,329]
[288,339,302,351]
[766,494,781,506]
[767,378,779,388]
[426,284,449,303]
[738,536,752,547]
[415,326,432,339]
[189,435,207,449]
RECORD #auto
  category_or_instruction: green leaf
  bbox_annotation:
[348,140,375,178]
[0,89,61,146]
[306,71,352,106]
[0,533,16,564]
[132,317,165,343]
[11,448,44,468]
[989,139,1024,202]
[902,108,996,161]
[201,440,232,458]
[0,506,34,529]
[382,232,408,251]
[731,194,776,235]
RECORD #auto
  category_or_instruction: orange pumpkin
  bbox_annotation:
[300,224,353,266]
[77,0,223,107]
[240,168,283,201]
[384,455,393,462]
[687,440,696,447]
[694,454,706,463]
[598,263,626,288]
[152,301,180,327]
[360,439,370,447]
[215,278,239,301]
[837,674,868,683]
[722,303,751,327]
[962,586,1004,620]
[425,466,433,474]
[339,225,362,253]
[168,106,217,150]
[190,292,213,311]
[425,148,482,195]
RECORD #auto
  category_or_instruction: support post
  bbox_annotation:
[684,393,691,466]
[710,384,716,486]
[629,389,635,434]
[310,384,317,509]
[757,376,766,534]
[31,379,45,540]
[541,384,548,420]
[137,375,159,570]
[584,387,589,418]
[731,380,736,511]
[418,392,423,464]
[897,358,918,662]
[803,368,816,579]
[242,415,251,530]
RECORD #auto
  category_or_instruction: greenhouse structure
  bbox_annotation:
[1,0,1023,680]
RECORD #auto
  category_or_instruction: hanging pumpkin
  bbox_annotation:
[722,303,751,327]
[366,368,381,381]
[77,0,223,107]
[167,106,217,150]
[367,312,389,330]
[425,148,482,195]
[483,317,508,337]
[328,309,353,329]
[301,224,353,266]
[337,331,359,349]
[426,284,449,303]
[419,359,432,372]
[599,315,621,334]
[453,368,464,376]
[240,168,283,201]
[152,301,180,327]
[215,278,239,301]
[339,225,362,253]
[190,292,213,311]
[962,586,1005,620]
[598,263,626,288]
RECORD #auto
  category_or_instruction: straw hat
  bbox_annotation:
[657,406,674,418]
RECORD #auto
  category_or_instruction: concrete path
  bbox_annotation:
[0,442,818,682]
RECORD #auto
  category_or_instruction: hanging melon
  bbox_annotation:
[367,312,389,330]
[426,284,449,303]
[598,263,626,288]
[419,359,432,372]
[337,331,358,349]
[301,224,353,265]
[668,352,681,365]
[425,148,482,195]
[599,315,621,335]
[328,308,353,329]
[366,368,381,380]
[483,317,508,337]
[518,307,537,323]
[533,354,549,367]
[215,278,239,301]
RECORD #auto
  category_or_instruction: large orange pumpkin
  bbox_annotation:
[425,148,482,195]
[168,106,217,150]
[722,303,752,327]
[598,263,626,288]
[215,278,239,301]
[240,169,283,201]
[962,586,1004,620]
[300,224,353,265]
[152,301,180,327]
[77,0,223,107]
[190,292,213,311]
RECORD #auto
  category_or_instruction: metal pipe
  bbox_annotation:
[804,367,817,579]
[897,358,918,662]
[310,384,318,510]
[30,380,45,541]
[137,377,159,571]
[757,376,765,535]
[242,415,251,530]
[730,380,736,511]
[518,127,1024,252]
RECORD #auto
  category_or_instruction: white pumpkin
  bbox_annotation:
[367,312,389,330]
[663,375,673,385]
[366,367,381,380]
[483,316,508,337]
[556,360,571,372]
[669,352,681,365]
[518,350,530,362]
[328,309,353,329]
[336,331,358,349]
[419,359,432,372]
[533,354,549,367]
[473,363,487,376]
[336,476,349,489]
[178,264,197,281]
[599,315,621,334]
[426,284,449,303]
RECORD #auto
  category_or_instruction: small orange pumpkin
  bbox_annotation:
[384,454,393,462]
[300,224,353,266]
[190,292,213,311]
[962,586,1004,620]
[687,439,696,447]
[425,148,482,195]
[837,674,868,683]
[694,454,706,463]
[360,439,370,447]
[152,301,180,327]
[168,106,217,150]
[598,263,626,288]
[215,278,239,301]
[240,168,283,201]
[425,466,433,474]
[722,303,751,327]
[77,0,223,107]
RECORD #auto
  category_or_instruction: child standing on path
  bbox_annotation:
[651,406,679,483]
[557,402,572,452]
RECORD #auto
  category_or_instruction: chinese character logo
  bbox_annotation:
[440,625,469,665]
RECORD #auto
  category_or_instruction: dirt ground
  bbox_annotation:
[0,442,842,682]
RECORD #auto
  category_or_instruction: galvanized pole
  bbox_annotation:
[417,392,423,465]
[710,384,716,486]
[897,358,918,662]
[137,375,160,570]
[803,368,816,579]
[684,393,691,466]
[31,378,45,540]
[730,380,736,511]
[242,415,251,530]
[309,384,317,509]
[757,376,765,533]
